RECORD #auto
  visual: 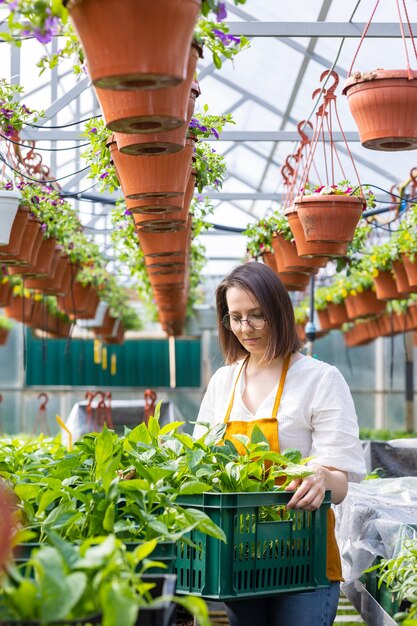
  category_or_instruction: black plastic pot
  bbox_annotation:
[136,574,177,626]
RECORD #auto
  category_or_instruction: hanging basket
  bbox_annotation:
[392,260,414,296]
[0,189,21,247]
[286,208,347,259]
[294,194,365,244]
[66,0,200,90]
[402,254,417,288]
[97,43,201,135]
[272,233,324,274]
[327,302,350,326]
[0,204,30,263]
[317,309,340,331]
[261,251,278,274]
[110,138,193,199]
[5,214,42,268]
[353,289,386,318]
[373,270,401,301]
[343,70,417,151]
[0,281,12,308]
[278,271,310,291]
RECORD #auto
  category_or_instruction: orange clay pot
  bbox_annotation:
[103,43,201,137]
[373,270,401,301]
[0,328,10,345]
[9,237,56,279]
[0,281,12,308]
[278,272,310,291]
[261,251,278,274]
[294,194,365,244]
[317,309,340,331]
[353,289,386,318]
[110,137,193,199]
[392,260,414,296]
[402,253,417,288]
[286,209,346,259]
[5,296,34,324]
[343,70,417,151]
[272,233,323,274]
[0,205,29,262]
[66,0,200,90]
[327,301,350,326]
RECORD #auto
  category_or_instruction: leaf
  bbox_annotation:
[132,539,158,562]
[281,448,302,464]
[37,489,62,516]
[159,421,184,435]
[147,416,160,440]
[213,52,222,69]
[6,579,38,619]
[103,503,115,532]
[179,481,212,495]
[176,433,195,449]
[183,508,226,542]
[204,422,226,446]
[187,449,206,469]
[171,595,211,626]
[101,579,138,626]
[14,483,40,501]
[126,423,152,445]
[250,424,269,446]
[230,434,250,452]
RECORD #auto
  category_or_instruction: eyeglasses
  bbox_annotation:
[222,313,267,331]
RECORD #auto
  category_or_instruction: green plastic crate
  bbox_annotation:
[174,491,331,600]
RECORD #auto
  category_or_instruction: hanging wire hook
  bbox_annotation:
[37,392,48,411]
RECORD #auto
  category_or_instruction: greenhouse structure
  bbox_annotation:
[0,1,417,625]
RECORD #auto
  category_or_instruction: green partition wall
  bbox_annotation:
[25,332,201,388]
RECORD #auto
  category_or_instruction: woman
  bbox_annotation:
[194,262,366,626]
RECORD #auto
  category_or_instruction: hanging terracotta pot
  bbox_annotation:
[102,320,125,345]
[0,281,12,308]
[97,43,201,133]
[0,189,21,246]
[407,303,417,330]
[278,272,310,291]
[110,137,193,199]
[126,196,183,217]
[272,233,323,274]
[392,259,414,296]
[343,70,417,151]
[133,170,195,232]
[373,270,401,301]
[25,250,69,296]
[66,0,200,90]
[294,194,365,243]
[286,208,347,258]
[327,301,350,326]
[63,282,99,319]
[353,289,386,318]
[5,295,34,324]
[137,218,191,259]
[401,254,417,288]
[0,204,30,263]
[344,295,358,321]
[261,251,278,274]
[376,314,394,337]
[5,214,42,268]
[9,237,57,279]
[296,323,306,343]
[317,308,340,331]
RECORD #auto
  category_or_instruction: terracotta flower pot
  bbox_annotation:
[6,214,42,268]
[353,289,386,318]
[125,196,183,216]
[278,271,310,291]
[373,270,401,301]
[66,0,200,90]
[137,219,191,259]
[0,281,12,308]
[25,250,69,296]
[317,309,340,331]
[401,254,417,288]
[63,282,99,319]
[286,209,347,259]
[133,170,195,232]
[344,295,358,320]
[0,205,30,263]
[327,301,350,326]
[272,233,323,274]
[392,259,413,296]
[110,138,193,199]
[5,296,34,324]
[261,251,278,274]
[376,314,394,337]
[9,237,56,279]
[343,69,417,151]
[102,44,201,143]
[294,194,365,243]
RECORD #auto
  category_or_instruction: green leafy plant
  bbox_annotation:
[0,79,43,138]
[303,180,376,208]
[244,211,291,259]
[0,316,14,330]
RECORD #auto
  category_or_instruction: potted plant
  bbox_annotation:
[364,242,404,301]
[343,69,417,151]
[294,180,375,244]
[0,181,21,248]
[343,267,386,320]
[392,203,417,289]
[270,213,325,274]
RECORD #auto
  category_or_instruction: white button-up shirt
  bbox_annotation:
[194,355,367,482]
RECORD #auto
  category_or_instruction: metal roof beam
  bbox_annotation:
[226,22,417,38]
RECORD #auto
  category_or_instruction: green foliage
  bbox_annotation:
[304,180,376,208]
[0,316,14,330]
[194,17,249,70]
[374,540,417,623]
[244,211,292,258]
[0,79,43,136]
[359,428,417,440]
[82,119,119,194]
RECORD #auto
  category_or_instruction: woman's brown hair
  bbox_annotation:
[216,262,302,364]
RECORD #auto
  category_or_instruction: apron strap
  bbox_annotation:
[223,353,291,424]
[271,353,291,420]
[223,357,248,424]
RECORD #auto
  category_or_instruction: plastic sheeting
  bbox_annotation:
[362,440,417,478]
[335,477,417,583]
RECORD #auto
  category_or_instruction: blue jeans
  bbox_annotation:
[225,582,340,626]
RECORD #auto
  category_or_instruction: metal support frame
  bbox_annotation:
[226,22,417,38]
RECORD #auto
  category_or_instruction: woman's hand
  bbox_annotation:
[284,465,326,511]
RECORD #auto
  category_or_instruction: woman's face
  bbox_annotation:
[225,286,269,358]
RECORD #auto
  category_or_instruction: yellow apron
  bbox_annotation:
[223,355,343,582]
